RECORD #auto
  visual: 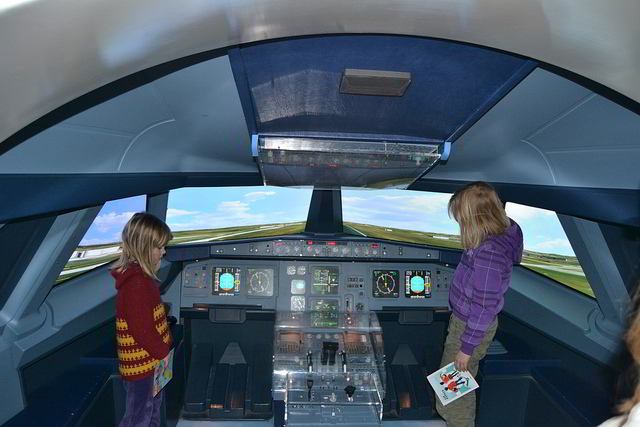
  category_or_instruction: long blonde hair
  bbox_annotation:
[448,182,510,249]
[112,212,173,279]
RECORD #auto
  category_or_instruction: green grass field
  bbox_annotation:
[63,254,120,270]
[58,221,593,298]
[56,223,306,285]
[344,222,462,249]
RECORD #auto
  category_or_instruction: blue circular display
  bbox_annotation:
[220,273,235,290]
[410,276,425,293]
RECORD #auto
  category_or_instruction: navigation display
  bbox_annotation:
[405,270,431,298]
[311,266,339,295]
[247,268,274,297]
[373,270,399,298]
[212,267,241,295]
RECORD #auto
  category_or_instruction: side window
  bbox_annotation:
[56,195,146,285]
[505,202,594,298]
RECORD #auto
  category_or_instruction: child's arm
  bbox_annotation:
[122,279,171,360]
[459,247,511,355]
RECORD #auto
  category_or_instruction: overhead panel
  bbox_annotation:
[255,135,440,189]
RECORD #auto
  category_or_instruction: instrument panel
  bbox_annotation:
[177,238,455,311]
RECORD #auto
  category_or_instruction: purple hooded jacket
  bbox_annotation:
[449,219,523,355]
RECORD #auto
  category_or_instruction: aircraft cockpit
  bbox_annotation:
[1,2,640,426]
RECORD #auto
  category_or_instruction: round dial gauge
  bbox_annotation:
[248,269,273,296]
[287,265,296,275]
[291,296,305,311]
[376,273,397,295]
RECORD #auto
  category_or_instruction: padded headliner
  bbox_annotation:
[234,35,533,141]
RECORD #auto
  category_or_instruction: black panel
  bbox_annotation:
[209,364,230,415]
[306,188,343,234]
[183,315,275,420]
[412,179,640,227]
[378,309,448,421]
[184,343,213,415]
[480,313,619,425]
[21,321,115,396]
[247,343,273,417]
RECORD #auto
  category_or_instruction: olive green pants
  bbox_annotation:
[435,314,498,427]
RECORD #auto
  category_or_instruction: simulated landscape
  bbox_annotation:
[59,221,593,297]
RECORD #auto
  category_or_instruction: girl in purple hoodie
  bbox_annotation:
[436,182,523,427]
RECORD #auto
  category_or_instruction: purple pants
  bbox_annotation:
[119,375,163,427]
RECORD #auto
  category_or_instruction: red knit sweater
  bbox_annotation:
[113,264,172,381]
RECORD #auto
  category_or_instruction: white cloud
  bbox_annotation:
[93,211,136,233]
[505,203,554,223]
[244,191,276,202]
[219,201,251,215]
[167,200,270,231]
[80,232,121,246]
[531,238,573,253]
[342,191,458,235]
[342,196,366,203]
[166,208,199,218]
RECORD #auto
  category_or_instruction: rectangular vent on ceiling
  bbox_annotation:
[340,68,411,96]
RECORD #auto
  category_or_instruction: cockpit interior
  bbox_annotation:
[1,2,639,426]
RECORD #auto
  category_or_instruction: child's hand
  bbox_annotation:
[454,351,471,371]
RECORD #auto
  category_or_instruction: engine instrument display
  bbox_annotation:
[311,266,339,295]
[212,267,241,295]
[373,270,399,298]
[310,299,339,327]
[404,270,431,298]
[247,268,274,297]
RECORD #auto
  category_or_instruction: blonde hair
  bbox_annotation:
[448,182,510,249]
[112,212,172,279]
[618,287,640,416]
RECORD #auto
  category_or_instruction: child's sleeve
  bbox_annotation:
[459,247,511,355]
[122,279,170,360]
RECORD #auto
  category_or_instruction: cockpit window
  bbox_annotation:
[505,202,594,298]
[166,187,313,244]
[341,188,460,248]
[56,195,146,285]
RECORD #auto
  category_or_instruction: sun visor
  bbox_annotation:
[254,135,442,189]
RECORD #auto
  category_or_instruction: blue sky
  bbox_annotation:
[79,187,576,256]
[504,202,575,256]
[342,189,458,235]
[80,195,146,246]
[166,187,313,231]
[342,188,575,256]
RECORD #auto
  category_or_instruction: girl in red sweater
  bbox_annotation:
[112,212,173,427]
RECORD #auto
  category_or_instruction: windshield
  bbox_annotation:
[342,188,460,248]
[166,186,313,244]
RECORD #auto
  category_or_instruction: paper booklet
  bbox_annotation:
[153,349,174,397]
[427,362,479,406]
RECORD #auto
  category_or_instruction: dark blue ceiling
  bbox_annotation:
[231,35,536,142]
